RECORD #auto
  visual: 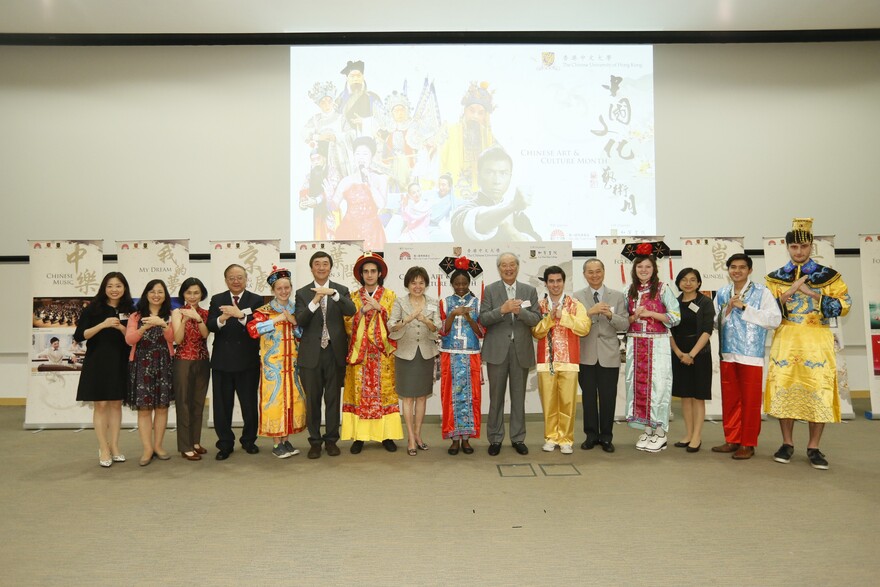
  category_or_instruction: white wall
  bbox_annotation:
[1,41,877,397]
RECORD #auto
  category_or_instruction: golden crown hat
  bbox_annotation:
[789,217,814,244]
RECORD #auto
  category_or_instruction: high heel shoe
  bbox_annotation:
[193,444,208,455]
[154,450,171,461]
[111,454,126,463]
[98,450,112,468]
[417,441,429,451]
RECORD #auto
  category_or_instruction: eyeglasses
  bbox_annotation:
[225,275,246,282]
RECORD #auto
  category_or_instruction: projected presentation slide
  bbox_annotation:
[290,44,655,249]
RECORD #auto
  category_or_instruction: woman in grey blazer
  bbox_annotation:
[389,266,441,456]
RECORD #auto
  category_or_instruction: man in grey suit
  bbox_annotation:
[479,252,541,456]
[573,259,629,453]
[294,251,357,459]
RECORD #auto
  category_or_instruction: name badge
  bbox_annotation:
[520,300,532,309]
[241,307,252,316]
[688,302,700,313]
[118,313,129,321]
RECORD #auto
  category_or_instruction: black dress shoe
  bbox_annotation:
[381,439,397,453]
[461,441,474,455]
[488,443,502,456]
[512,442,529,455]
[350,440,364,454]
[580,439,597,450]
[307,444,322,459]
[325,442,341,457]
[215,450,232,461]
[243,444,259,454]
[600,441,616,453]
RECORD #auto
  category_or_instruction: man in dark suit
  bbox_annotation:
[295,251,357,459]
[573,259,629,453]
[207,264,264,460]
[478,252,541,456]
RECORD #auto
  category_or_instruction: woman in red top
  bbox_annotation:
[171,277,210,461]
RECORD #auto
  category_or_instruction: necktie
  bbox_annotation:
[320,295,330,349]
[233,295,240,307]
[506,284,516,338]
[593,291,600,304]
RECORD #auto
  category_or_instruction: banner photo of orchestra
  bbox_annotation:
[26,240,103,428]
[290,44,655,249]
[859,235,880,417]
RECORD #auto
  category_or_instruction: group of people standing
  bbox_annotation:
[74,217,850,472]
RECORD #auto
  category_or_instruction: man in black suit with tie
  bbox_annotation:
[295,251,357,459]
[207,264,264,460]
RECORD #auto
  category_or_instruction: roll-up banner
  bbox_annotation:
[859,234,880,419]
[679,237,745,420]
[26,239,103,429]
[117,240,190,427]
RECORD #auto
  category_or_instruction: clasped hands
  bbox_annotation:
[311,286,336,305]
[780,275,816,304]
[274,310,297,326]
[501,298,524,316]
[141,315,167,329]
[589,302,613,319]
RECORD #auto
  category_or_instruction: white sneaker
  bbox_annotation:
[644,434,668,453]
[542,441,557,452]
[635,433,649,451]
[560,444,573,455]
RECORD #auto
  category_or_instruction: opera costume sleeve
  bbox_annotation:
[660,284,682,328]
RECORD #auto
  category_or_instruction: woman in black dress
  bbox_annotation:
[670,268,715,453]
[74,272,135,468]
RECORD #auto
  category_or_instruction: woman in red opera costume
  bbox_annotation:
[332,136,388,250]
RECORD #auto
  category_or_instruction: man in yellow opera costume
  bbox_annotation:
[764,218,851,470]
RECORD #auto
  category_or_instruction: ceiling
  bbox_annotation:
[2,0,880,36]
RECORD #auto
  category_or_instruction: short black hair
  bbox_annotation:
[404,266,430,288]
[675,267,702,290]
[726,253,753,270]
[49,337,60,344]
[542,265,566,283]
[309,251,333,269]
[178,277,208,303]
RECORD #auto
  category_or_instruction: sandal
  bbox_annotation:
[417,442,429,451]
[407,448,417,456]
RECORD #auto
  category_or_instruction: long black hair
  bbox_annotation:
[92,271,134,313]
[136,279,172,319]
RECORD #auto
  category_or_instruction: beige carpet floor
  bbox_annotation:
[2,401,879,586]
